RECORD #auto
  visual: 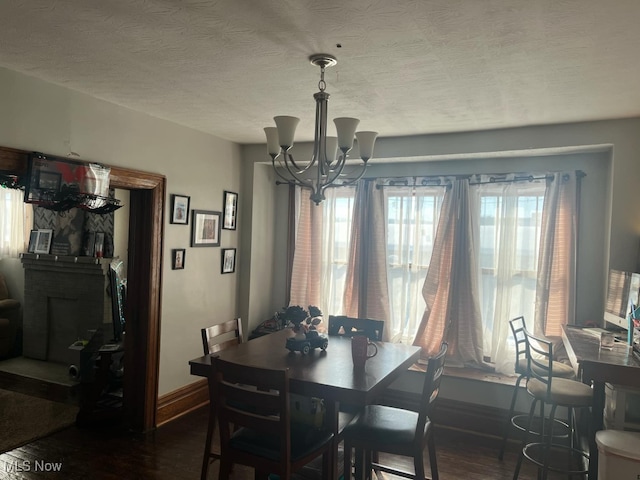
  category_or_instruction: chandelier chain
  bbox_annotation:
[318,65,326,92]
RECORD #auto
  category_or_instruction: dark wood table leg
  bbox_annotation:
[325,400,339,480]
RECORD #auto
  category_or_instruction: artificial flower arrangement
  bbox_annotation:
[283,305,323,339]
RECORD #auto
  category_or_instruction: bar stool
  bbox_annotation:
[512,327,593,480]
[498,316,575,460]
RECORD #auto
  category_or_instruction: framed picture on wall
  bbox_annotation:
[221,248,236,274]
[172,249,186,270]
[191,210,221,247]
[170,194,190,225]
[222,191,238,230]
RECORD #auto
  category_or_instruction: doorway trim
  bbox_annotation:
[0,145,164,431]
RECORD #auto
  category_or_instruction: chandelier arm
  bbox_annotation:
[322,151,349,178]
[274,153,325,205]
[271,154,311,187]
[325,163,368,188]
[286,152,316,174]
[314,163,366,200]
[321,166,347,188]
[282,152,315,186]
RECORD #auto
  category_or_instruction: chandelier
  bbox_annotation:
[264,54,377,205]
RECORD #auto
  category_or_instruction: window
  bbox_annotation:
[385,186,445,343]
[0,187,27,258]
[320,188,355,315]
[290,186,355,317]
[290,172,575,372]
[474,181,546,361]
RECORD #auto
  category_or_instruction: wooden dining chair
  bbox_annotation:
[200,317,243,480]
[342,342,448,480]
[211,357,334,480]
[201,317,243,356]
[327,315,384,341]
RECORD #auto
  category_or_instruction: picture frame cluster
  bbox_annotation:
[169,191,238,272]
[27,228,109,258]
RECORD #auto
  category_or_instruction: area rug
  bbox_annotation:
[0,389,78,453]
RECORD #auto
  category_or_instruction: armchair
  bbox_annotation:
[0,271,21,358]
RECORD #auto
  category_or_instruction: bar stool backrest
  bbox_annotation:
[523,326,554,398]
[509,316,528,375]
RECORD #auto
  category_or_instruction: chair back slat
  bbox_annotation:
[327,315,384,341]
[417,342,448,430]
[221,381,282,415]
[208,337,241,355]
[212,357,290,471]
[201,317,243,355]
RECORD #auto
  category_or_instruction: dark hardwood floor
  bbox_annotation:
[0,405,569,479]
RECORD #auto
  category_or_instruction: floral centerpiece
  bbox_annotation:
[283,305,323,340]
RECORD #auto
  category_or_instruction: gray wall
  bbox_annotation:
[2,60,640,407]
[0,66,242,396]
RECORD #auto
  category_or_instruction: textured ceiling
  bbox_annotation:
[1,0,639,145]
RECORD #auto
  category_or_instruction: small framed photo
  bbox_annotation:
[223,191,238,230]
[221,248,236,274]
[172,248,186,270]
[170,194,190,225]
[34,229,53,254]
[27,230,39,253]
[191,210,221,247]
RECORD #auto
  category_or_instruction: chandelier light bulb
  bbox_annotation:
[264,127,280,157]
[273,116,300,150]
[355,131,378,161]
[325,136,338,163]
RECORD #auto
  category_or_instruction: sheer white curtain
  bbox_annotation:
[320,188,356,316]
[384,183,445,344]
[0,187,27,259]
[471,176,546,374]
[290,186,355,317]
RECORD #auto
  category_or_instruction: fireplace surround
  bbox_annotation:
[21,254,112,367]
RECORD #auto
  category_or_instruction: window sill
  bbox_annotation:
[409,363,517,386]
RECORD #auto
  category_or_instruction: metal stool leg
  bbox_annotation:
[513,397,539,480]
[499,373,525,460]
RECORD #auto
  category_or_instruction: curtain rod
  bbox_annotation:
[373,170,585,189]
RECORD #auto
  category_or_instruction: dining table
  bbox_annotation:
[189,327,422,480]
[561,325,640,479]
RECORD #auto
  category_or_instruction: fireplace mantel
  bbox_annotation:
[21,253,113,365]
[21,253,110,267]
